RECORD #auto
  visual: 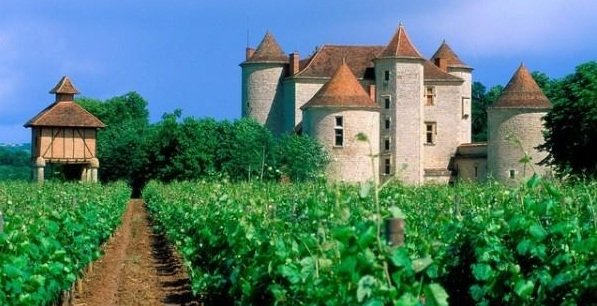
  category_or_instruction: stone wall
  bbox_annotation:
[241,63,286,135]
[488,108,550,184]
[454,143,488,182]
[303,107,379,183]
[376,58,424,184]
[423,82,462,171]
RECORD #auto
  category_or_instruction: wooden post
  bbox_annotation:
[385,218,405,247]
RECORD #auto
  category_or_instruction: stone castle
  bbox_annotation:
[240,24,552,185]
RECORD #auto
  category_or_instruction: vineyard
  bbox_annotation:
[144,177,596,305]
[0,182,130,305]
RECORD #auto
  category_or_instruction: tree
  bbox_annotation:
[77,92,151,195]
[219,118,275,181]
[540,61,597,177]
[276,134,329,182]
[471,82,503,142]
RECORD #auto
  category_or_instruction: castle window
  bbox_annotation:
[425,87,435,106]
[384,70,390,81]
[384,138,391,151]
[384,158,391,175]
[425,122,436,144]
[334,116,343,147]
[384,97,391,109]
[461,97,471,118]
[385,118,391,130]
[509,169,516,179]
[474,165,478,177]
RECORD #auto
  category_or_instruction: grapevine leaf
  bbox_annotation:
[472,263,493,281]
[389,206,407,219]
[412,256,433,273]
[514,279,534,299]
[357,275,376,302]
[424,283,449,306]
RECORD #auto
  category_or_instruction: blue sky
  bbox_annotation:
[1,0,595,143]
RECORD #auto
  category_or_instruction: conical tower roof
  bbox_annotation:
[379,24,423,59]
[301,62,378,110]
[49,76,80,94]
[430,40,470,69]
[245,32,288,63]
[493,64,552,108]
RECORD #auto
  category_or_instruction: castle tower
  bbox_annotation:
[374,24,425,184]
[301,62,380,183]
[240,32,288,135]
[487,64,552,184]
[430,41,473,144]
[24,76,105,183]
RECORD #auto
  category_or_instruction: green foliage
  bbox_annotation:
[540,61,597,178]
[471,82,503,142]
[144,181,442,305]
[275,134,329,182]
[0,182,130,305]
[0,146,30,181]
[77,92,151,194]
[144,178,596,305]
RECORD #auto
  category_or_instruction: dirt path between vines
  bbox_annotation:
[71,199,200,306]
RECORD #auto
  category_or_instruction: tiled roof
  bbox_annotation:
[423,61,463,82]
[25,77,105,128]
[430,41,469,68]
[379,24,423,59]
[49,76,80,94]
[296,45,383,79]
[492,64,552,108]
[301,62,379,110]
[245,32,288,63]
[25,101,105,128]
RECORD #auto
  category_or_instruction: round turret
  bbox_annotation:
[302,62,380,183]
[488,64,552,184]
[240,32,288,135]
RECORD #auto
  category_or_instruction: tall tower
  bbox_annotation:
[430,41,473,144]
[488,64,552,184]
[374,24,425,184]
[240,32,288,135]
[301,62,380,183]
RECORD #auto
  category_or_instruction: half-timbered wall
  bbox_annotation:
[33,127,97,162]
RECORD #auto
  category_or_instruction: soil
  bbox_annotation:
[71,199,201,306]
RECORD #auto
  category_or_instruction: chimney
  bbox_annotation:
[246,47,255,60]
[434,58,448,72]
[368,84,376,101]
[289,52,300,75]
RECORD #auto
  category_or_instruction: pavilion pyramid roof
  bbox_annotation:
[25,77,105,128]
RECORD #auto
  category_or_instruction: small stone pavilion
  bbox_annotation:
[24,76,105,183]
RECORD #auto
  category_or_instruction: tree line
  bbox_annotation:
[76,94,329,195]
